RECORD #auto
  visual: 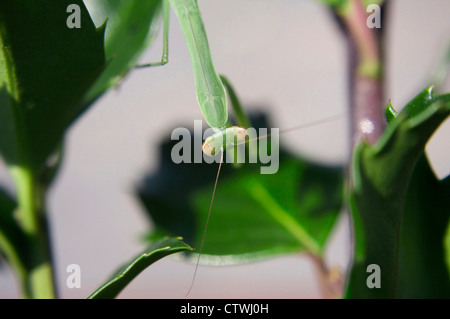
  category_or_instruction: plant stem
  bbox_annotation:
[337,0,386,145]
[327,0,387,299]
[11,166,56,299]
[307,252,344,298]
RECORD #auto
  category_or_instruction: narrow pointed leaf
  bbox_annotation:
[88,237,192,299]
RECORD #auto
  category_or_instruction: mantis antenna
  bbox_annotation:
[185,151,224,297]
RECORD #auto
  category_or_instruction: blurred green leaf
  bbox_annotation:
[138,113,344,264]
[0,0,105,173]
[88,237,192,299]
[396,155,450,298]
[345,86,450,298]
[0,0,163,177]
[83,0,163,104]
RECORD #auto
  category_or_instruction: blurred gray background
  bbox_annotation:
[0,0,449,298]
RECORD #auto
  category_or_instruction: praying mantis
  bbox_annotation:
[139,0,258,295]
[139,0,228,132]
[138,0,345,297]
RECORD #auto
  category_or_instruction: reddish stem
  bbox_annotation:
[339,0,386,145]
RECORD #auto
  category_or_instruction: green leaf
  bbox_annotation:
[138,113,344,264]
[83,0,163,104]
[0,0,105,173]
[399,86,437,119]
[345,87,450,298]
[88,237,192,299]
[396,155,450,298]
